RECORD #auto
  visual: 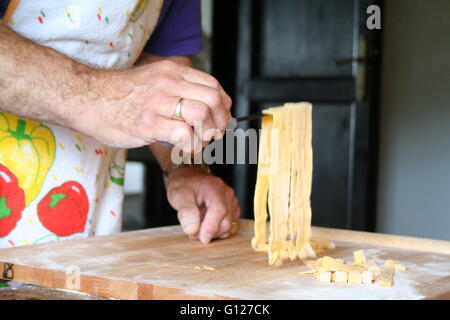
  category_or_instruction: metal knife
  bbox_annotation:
[160,112,264,146]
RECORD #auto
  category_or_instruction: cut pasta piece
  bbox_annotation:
[379,268,394,287]
[348,272,363,284]
[301,250,405,287]
[318,271,332,283]
[332,271,349,283]
[353,250,367,267]
[306,256,365,273]
[252,102,316,265]
[384,259,407,271]
[362,271,374,284]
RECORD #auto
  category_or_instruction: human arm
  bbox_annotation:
[0,19,90,129]
[0,20,231,152]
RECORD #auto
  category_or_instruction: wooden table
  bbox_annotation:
[0,219,449,300]
[0,283,107,300]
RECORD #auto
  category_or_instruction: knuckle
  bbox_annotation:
[200,72,220,88]
[177,208,196,223]
[209,77,220,89]
[158,59,178,70]
[176,209,187,221]
[209,176,224,186]
[225,95,233,109]
[150,90,164,101]
[194,105,209,122]
[221,219,232,231]
[177,122,192,134]
[214,204,227,217]
[174,124,189,138]
[218,120,229,132]
[171,123,191,143]
[156,74,176,88]
[140,110,158,127]
[203,222,219,235]
[206,91,222,108]
[167,187,182,203]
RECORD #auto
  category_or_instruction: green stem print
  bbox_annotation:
[33,233,60,244]
[109,149,125,186]
[49,193,67,208]
[0,197,12,219]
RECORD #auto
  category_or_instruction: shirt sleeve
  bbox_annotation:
[144,0,202,57]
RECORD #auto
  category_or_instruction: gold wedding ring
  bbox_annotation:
[172,98,184,121]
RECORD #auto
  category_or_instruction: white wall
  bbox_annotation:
[201,0,213,38]
[376,0,450,240]
[124,162,144,194]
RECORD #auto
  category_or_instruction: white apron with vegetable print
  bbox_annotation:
[0,0,163,248]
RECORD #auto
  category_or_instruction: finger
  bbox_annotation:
[198,200,228,244]
[216,190,235,239]
[178,66,232,110]
[155,60,232,112]
[150,118,202,154]
[217,214,232,239]
[219,233,230,239]
[177,206,202,237]
[146,92,224,141]
[174,99,217,141]
[187,204,207,240]
[168,187,202,237]
[173,81,231,133]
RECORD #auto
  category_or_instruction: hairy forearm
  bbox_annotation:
[0,20,91,129]
[0,22,230,149]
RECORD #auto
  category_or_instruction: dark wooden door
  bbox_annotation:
[213,0,382,231]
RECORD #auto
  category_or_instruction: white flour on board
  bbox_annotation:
[148,243,449,300]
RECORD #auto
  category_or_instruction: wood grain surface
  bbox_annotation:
[0,219,449,300]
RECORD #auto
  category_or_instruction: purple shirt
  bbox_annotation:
[146,0,202,56]
[0,0,202,56]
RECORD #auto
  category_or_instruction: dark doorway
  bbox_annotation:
[212,0,382,231]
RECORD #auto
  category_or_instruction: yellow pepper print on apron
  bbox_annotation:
[0,112,56,207]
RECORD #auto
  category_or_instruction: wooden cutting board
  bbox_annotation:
[0,219,449,300]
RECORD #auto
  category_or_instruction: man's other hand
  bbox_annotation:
[165,165,240,244]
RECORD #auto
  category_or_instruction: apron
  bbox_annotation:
[0,0,164,248]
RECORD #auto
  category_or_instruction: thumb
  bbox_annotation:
[167,185,202,237]
[177,206,201,237]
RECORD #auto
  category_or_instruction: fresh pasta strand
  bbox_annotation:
[252,102,316,266]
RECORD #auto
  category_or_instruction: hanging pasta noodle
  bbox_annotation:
[252,102,317,266]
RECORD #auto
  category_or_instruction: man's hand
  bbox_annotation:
[0,23,231,152]
[78,60,232,152]
[165,165,240,244]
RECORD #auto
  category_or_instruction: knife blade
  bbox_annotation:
[226,112,264,130]
[160,112,265,146]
